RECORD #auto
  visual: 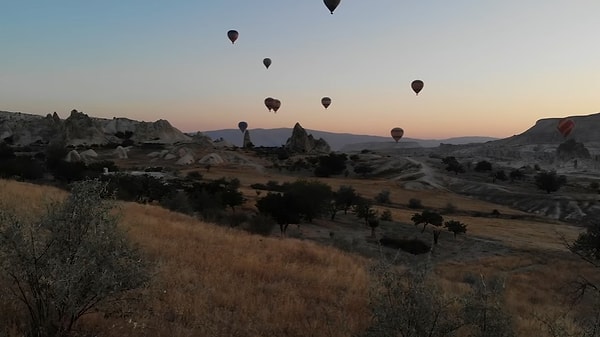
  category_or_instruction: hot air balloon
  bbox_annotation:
[557,118,575,138]
[411,80,424,95]
[264,97,274,111]
[390,127,404,142]
[321,97,332,109]
[238,121,248,133]
[263,58,271,69]
[271,99,281,113]
[227,30,239,44]
[323,0,341,14]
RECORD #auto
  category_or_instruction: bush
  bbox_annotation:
[408,198,423,209]
[380,209,393,221]
[160,190,194,215]
[367,261,515,337]
[0,180,150,337]
[375,190,391,204]
[220,212,249,228]
[246,213,276,236]
[475,160,493,172]
[379,237,430,255]
[535,170,567,193]
[187,171,203,179]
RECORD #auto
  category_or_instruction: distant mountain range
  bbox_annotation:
[200,128,498,151]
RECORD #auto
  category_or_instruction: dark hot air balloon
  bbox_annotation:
[227,30,239,44]
[323,0,341,14]
[263,58,271,69]
[264,97,274,111]
[271,99,281,113]
[390,127,404,142]
[557,118,575,138]
[238,121,248,133]
[321,97,332,109]
[411,80,424,95]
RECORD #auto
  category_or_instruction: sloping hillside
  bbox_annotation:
[497,112,600,145]
[0,179,370,337]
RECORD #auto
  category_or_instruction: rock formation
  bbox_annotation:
[243,130,252,148]
[556,139,591,160]
[0,109,194,146]
[285,122,330,154]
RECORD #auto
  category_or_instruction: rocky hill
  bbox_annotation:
[285,123,331,154]
[0,109,192,146]
[497,113,600,145]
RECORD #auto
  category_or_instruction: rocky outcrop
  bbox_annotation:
[198,153,225,165]
[556,139,591,160]
[285,123,330,154]
[243,130,252,148]
[64,110,108,146]
[0,109,195,146]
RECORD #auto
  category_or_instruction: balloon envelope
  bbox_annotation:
[323,0,341,14]
[271,99,281,113]
[321,97,332,109]
[227,30,239,44]
[411,80,424,95]
[263,58,271,69]
[264,97,274,111]
[557,118,575,138]
[238,121,248,133]
[390,127,404,142]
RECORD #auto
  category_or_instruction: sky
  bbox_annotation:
[1,1,599,139]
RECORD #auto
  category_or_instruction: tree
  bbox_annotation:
[535,171,567,193]
[474,160,492,172]
[0,180,150,337]
[335,185,358,215]
[463,275,516,337]
[255,193,301,236]
[445,220,468,238]
[221,188,244,212]
[493,170,508,182]
[411,210,444,233]
[314,153,347,177]
[368,218,380,238]
[380,209,393,221]
[539,220,600,336]
[412,210,444,244]
[509,169,524,182]
[374,189,391,204]
[353,197,378,228]
[569,220,600,266]
[475,160,493,172]
[285,180,332,222]
[354,164,374,177]
[442,156,465,175]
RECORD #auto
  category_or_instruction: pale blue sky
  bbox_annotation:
[1,1,599,139]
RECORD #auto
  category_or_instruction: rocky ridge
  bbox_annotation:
[0,109,193,146]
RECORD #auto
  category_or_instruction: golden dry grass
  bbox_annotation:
[0,179,370,337]
[0,173,597,337]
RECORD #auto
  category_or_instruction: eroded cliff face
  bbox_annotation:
[285,122,331,154]
[0,110,192,146]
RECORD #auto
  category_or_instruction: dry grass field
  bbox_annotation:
[0,179,369,337]
[0,150,598,337]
